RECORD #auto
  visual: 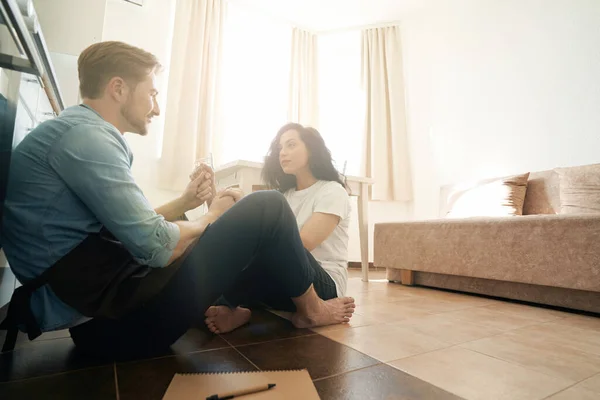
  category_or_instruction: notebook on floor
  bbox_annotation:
[162,369,320,400]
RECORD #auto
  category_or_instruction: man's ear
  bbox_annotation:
[106,77,129,102]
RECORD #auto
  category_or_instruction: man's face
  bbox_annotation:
[120,72,160,136]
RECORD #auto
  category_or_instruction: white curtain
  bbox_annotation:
[288,27,319,127]
[158,0,226,191]
[362,26,413,201]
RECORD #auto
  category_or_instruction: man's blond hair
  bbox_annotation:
[78,41,162,99]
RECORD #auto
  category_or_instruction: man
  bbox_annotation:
[0,41,354,357]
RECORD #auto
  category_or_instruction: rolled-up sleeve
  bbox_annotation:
[47,124,179,267]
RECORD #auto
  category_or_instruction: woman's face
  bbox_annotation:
[279,129,309,175]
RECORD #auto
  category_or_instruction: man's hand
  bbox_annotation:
[181,172,213,211]
[190,163,217,206]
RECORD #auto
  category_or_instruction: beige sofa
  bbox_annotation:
[374,167,600,313]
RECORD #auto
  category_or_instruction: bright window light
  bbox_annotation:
[318,31,364,177]
[219,3,291,166]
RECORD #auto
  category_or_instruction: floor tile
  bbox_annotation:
[218,309,313,346]
[237,334,379,380]
[481,301,572,322]
[117,348,257,400]
[546,386,600,400]
[39,329,72,340]
[346,273,405,294]
[90,328,232,365]
[545,372,600,399]
[0,337,112,382]
[350,289,414,306]
[170,327,230,354]
[386,295,483,313]
[461,331,600,381]
[0,328,71,352]
[267,309,293,321]
[389,314,503,345]
[580,373,600,392]
[345,280,390,294]
[390,347,572,400]
[313,363,462,400]
[0,365,116,400]
[512,322,600,356]
[442,306,540,331]
[352,302,433,324]
[551,314,600,332]
[311,312,382,334]
[407,290,497,308]
[320,323,449,363]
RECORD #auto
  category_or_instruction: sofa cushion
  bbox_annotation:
[374,214,600,293]
[522,170,560,215]
[556,164,600,214]
[446,172,530,218]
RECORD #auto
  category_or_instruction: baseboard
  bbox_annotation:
[348,261,385,271]
[347,262,380,269]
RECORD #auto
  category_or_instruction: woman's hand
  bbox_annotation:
[206,190,237,219]
[221,187,244,202]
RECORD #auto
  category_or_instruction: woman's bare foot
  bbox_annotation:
[204,306,251,334]
[291,297,356,328]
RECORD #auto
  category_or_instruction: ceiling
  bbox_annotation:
[228,0,438,32]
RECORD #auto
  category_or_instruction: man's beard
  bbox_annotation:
[120,101,148,135]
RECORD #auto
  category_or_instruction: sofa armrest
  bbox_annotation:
[374,214,600,292]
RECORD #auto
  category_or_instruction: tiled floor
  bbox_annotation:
[1,269,599,399]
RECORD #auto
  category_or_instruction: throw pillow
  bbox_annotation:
[446,172,530,218]
[555,164,600,214]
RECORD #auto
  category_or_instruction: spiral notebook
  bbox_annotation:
[162,369,320,400]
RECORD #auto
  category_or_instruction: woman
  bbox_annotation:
[204,123,351,334]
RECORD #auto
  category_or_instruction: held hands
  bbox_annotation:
[182,163,217,211]
[206,188,244,220]
[184,161,245,216]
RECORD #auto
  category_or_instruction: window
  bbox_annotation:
[218,3,291,166]
[318,31,364,176]
[219,9,365,174]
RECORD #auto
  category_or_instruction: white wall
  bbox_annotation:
[401,0,600,219]
[347,200,410,262]
[34,0,107,56]
[33,0,105,108]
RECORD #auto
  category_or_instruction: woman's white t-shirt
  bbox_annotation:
[284,180,350,297]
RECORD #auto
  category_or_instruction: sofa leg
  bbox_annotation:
[400,270,415,286]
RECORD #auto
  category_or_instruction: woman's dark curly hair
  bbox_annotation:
[262,123,346,193]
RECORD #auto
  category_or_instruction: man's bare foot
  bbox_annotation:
[204,306,251,334]
[291,297,355,328]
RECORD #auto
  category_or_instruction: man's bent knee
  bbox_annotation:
[244,190,286,206]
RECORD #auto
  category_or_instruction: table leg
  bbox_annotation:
[238,173,253,198]
[357,182,369,282]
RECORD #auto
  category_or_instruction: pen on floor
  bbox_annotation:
[206,383,276,400]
